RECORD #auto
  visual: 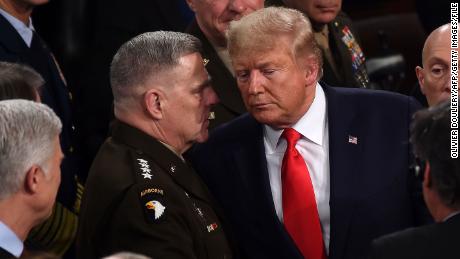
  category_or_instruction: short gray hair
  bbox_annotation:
[0,61,43,101]
[110,31,202,111]
[228,7,323,78]
[0,100,62,199]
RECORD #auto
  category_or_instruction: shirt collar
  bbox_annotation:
[0,7,34,46]
[159,140,185,162]
[264,83,327,153]
[0,221,23,258]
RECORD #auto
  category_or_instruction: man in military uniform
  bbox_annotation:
[267,0,370,88]
[77,31,233,259]
[185,0,264,128]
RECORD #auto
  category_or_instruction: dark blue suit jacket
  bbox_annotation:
[0,14,80,208]
[189,85,431,259]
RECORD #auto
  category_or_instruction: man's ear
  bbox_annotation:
[415,66,426,95]
[143,88,164,120]
[304,55,320,86]
[24,165,41,194]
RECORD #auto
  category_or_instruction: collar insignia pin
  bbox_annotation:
[348,135,358,144]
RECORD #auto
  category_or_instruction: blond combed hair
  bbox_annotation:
[227,6,323,78]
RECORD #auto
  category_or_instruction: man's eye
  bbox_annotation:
[236,71,249,82]
[431,66,445,76]
[262,69,275,76]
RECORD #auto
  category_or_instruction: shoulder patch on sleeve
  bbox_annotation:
[140,188,166,223]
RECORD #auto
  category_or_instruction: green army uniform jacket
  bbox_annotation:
[77,120,233,259]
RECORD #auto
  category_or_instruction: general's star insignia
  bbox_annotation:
[142,172,152,179]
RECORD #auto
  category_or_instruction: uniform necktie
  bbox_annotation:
[281,128,327,259]
[314,26,340,79]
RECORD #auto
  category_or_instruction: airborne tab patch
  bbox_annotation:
[140,188,167,223]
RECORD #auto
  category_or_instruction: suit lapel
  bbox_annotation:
[231,117,303,257]
[324,85,364,259]
[0,14,29,55]
[232,119,277,217]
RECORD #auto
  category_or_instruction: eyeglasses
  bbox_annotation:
[410,158,426,182]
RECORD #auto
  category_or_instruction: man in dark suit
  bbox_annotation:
[267,0,369,88]
[185,0,264,128]
[0,100,63,258]
[369,101,460,259]
[0,1,82,256]
[77,31,233,259]
[188,7,430,259]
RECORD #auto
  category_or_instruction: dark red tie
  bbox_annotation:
[281,128,326,259]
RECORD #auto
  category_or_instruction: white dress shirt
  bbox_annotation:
[0,221,23,258]
[0,7,34,47]
[264,83,331,253]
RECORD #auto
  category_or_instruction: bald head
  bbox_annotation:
[416,23,454,106]
[421,24,451,65]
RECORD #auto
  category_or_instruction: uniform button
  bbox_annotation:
[72,125,75,131]
[69,146,74,153]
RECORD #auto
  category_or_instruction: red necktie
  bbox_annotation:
[281,128,327,259]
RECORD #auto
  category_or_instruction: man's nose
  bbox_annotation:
[248,71,264,95]
[228,0,247,13]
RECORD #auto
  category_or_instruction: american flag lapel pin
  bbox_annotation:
[348,135,358,144]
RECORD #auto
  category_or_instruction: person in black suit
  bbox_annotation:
[185,0,264,128]
[77,31,233,259]
[0,100,63,258]
[188,7,430,259]
[369,101,460,259]
[0,1,82,257]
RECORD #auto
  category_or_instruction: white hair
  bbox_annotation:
[0,100,62,199]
